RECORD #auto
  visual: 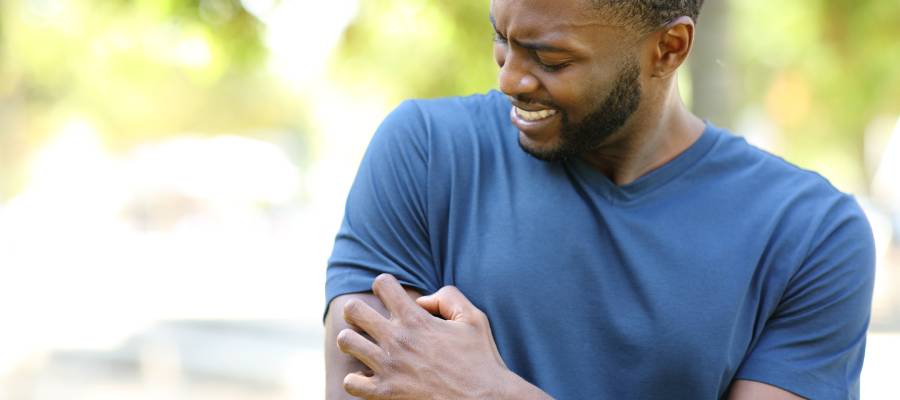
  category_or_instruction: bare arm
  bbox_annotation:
[325,288,422,400]
[728,380,805,400]
[332,275,552,400]
[328,288,802,400]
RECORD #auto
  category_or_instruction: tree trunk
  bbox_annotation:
[689,0,735,129]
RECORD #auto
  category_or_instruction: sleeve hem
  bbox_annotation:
[323,272,431,323]
[734,358,852,400]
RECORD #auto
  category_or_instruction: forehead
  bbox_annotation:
[490,0,628,44]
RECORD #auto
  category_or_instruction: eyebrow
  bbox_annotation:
[489,14,571,53]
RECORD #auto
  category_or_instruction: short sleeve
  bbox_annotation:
[324,100,439,317]
[735,196,876,399]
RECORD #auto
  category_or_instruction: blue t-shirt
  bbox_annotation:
[325,91,875,399]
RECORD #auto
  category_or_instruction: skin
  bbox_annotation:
[494,0,706,185]
[324,286,424,399]
[329,275,550,400]
[326,0,806,398]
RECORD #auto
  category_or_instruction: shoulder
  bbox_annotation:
[365,93,502,165]
[705,125,873,273]
[405,90,509,121]
[370,90,515,170]
[706,126,855,211]
[395,90,511,144]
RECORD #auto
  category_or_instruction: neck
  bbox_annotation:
[580,80,705,186]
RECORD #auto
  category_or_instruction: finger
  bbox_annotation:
[371,274,428,321]
[343,298,390,341]
[336,329,386,372]
[416,285,479,322]
[343,371,379,398]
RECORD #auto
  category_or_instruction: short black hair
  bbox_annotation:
[593,0,705,31]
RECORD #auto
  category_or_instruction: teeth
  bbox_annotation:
[515,106,558,122]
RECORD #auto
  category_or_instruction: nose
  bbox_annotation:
[497,51,540,98]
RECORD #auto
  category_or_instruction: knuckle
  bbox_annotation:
[380,352,398,372]
[378,384,397,399]
[377,383,395,399]
[470,309,489,329]
[403,310,428,326]
[393,332,417,351]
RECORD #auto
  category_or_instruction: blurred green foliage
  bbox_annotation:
[1,0,898,199]
[331,0,900,190]
[732,0,900,185]
[331,0,496,101]
[0,0,306,198]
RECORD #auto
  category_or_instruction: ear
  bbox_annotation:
[650,16,695,78]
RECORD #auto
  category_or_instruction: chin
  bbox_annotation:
[518,132,568,162]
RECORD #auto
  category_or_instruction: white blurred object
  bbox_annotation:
[2,320,322,400]
[862,333,900,400]
[245,0,359,89]
[126,135,300,208]
[737,106,782,153]
[860,200,896,325]
[871,116,900,209]
[0,126,313,378]
[864,115,900,329]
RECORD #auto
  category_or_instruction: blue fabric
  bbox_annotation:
[325,91,875,399]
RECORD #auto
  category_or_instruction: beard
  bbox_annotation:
[519,59,642,162]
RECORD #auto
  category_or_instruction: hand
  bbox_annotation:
[336,274,513,399]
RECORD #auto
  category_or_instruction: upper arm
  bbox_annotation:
[728,380,805,400]
[733,196,875,399]
[326,100,439,316]
[325,289,423,400]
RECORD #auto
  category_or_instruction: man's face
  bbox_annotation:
[491,0,644,161]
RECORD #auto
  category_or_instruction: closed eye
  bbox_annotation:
[533,53,570,73]
[492,27,569,73]
[535,60,569,73]
[493,31,507,44]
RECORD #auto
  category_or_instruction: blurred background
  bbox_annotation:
[0,0,897,398]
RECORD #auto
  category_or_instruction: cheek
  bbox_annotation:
[543,73,590,118]
[560,66,614,119]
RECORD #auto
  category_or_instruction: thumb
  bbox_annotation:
[415,286,477,322]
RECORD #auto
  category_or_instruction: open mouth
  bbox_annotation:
[514,106,559,122]
[509,104,562,145]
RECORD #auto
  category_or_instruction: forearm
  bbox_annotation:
[326,283,553,400]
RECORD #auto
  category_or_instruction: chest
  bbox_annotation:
[437,189,771,395]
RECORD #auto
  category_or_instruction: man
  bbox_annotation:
[324,0,875,398]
